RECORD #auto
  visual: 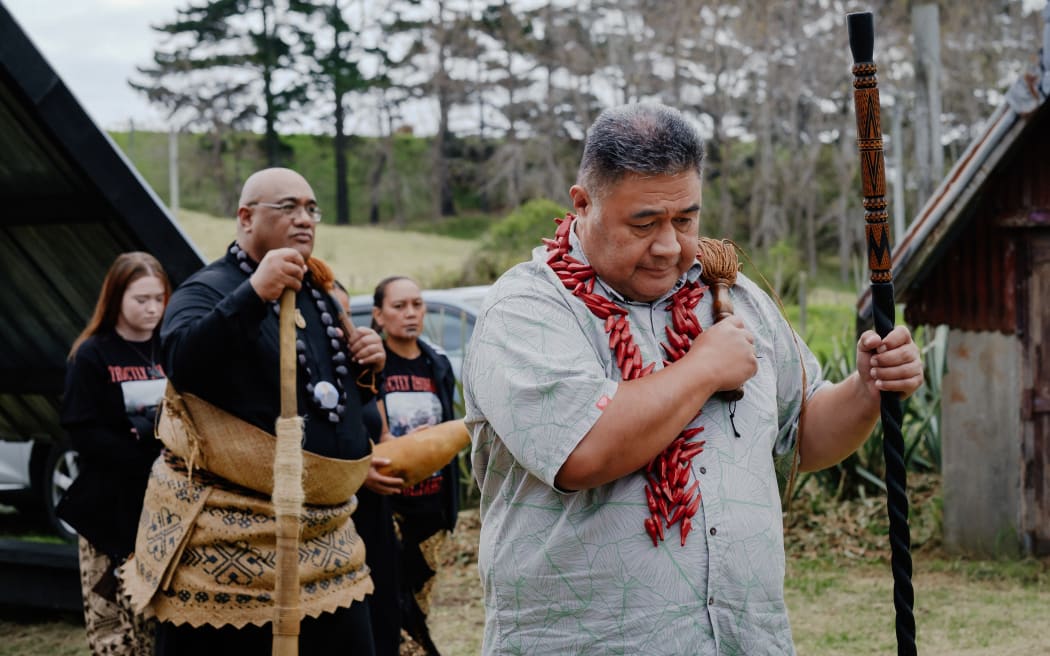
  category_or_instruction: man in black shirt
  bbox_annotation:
[126,168,384,654]
[162,168,384,459]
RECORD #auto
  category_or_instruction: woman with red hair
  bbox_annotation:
[57,251,171,655]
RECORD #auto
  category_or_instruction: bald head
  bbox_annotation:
[238,167,313,207]
[236,167,318,262]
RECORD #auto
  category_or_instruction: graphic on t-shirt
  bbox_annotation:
[109,364,165,383]
[121,377,166,416]
[381,361,446,493]
[385,391,443,437]
[383,373,437,395]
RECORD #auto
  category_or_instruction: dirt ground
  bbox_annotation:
[427,510,485,656]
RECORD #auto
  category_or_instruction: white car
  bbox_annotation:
[0,438,78,540]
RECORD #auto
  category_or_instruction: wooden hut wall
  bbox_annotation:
[902,101,1049,556]
[1019,232,1050,555]
[941,330,1024,556]
[904,106,1049,332]
[903,218,1018,332]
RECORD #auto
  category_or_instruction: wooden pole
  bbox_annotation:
[273,288,303,655]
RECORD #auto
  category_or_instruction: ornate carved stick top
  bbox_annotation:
[848,12,894,287]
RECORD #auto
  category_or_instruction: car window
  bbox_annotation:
[347,303,475,356]
[423,305,475,357]
[349,309,372,330]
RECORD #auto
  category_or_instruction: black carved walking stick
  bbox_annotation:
[847,12,917,656]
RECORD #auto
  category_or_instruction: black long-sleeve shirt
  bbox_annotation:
[160,248,372,461]
[57,332,166,557]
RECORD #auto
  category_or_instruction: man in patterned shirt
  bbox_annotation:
[464,103,923,655]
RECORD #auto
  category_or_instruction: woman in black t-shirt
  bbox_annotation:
[57,252,171,656]
[369,276,459,656]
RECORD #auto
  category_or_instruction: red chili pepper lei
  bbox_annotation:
[544,213,708,547]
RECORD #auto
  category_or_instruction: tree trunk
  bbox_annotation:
[436,90,456,217]
[433,1,456,219]
[385,106,405,226]
[334,88,350,225]
[838,106,855,285]
[503,49,520,208]
[368,148,386,226]
[209,124,235,217]
[261,4,280,166]
[748,86,775,250]
[911,3,943,210]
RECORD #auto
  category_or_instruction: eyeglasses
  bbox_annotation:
[249,201,323,223]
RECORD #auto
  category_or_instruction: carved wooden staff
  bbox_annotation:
[273,288,304,655]
[847,12,916,656]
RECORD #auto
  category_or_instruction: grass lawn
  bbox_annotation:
[782,554,1050,655]
[429,499,1049,656]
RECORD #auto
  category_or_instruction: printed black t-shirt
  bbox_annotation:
[381,348,444,498]
[58,331,167,557]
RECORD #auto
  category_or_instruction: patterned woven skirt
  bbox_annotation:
[120,385,373,628]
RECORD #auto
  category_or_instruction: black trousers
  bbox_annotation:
[355,487,402,656]
[154,602,375,655]
[391,495,447,656]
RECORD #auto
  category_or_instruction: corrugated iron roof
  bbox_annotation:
[0,4,205,442]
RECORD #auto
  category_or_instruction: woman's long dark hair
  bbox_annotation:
[68,252,171,359]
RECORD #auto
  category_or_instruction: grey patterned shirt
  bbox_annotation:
[464,227,825,655]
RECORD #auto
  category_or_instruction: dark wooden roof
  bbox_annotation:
[0,5,204,443]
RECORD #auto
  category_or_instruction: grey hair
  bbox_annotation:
[577,104,705,198]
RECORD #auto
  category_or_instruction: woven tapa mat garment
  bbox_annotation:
[122,453,373,628]
[120,385,373,628]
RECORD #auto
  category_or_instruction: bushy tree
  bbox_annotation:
[291,0,377,224]
[132,0,308,167]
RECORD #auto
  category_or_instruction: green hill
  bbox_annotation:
[176,209,477,294]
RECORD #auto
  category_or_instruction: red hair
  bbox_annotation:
[68,252,171,359]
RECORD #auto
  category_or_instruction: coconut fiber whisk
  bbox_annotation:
[697,236,745,404]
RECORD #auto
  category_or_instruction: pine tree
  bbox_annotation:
[131,0,308,167]
[291,0,376,225]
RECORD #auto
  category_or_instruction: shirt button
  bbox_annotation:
[709,527,717,536]
[708,596,715,606]
[699,467,706,475]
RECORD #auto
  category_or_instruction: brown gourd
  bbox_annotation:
[372,419,471,487]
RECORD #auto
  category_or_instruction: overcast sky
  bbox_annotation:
[5,0,175,131]
[5,0,1048,134]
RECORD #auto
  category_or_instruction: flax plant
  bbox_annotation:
[786,324,947,503]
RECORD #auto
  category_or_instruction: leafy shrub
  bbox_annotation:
[406,214,496,240]
[782,303,857,360]
[453,198,568,285]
